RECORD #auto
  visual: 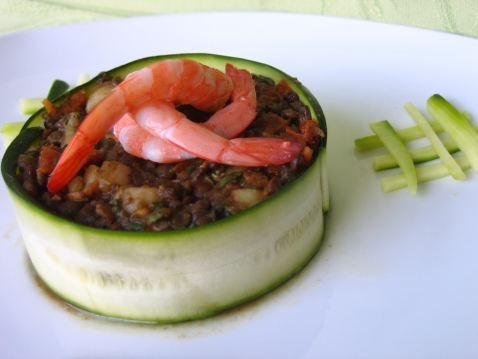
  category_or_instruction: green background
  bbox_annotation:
[1,0,477,38]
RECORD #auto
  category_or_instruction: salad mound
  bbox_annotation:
[16,72,324,232]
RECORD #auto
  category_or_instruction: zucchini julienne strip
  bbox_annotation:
[427,94,478,173]
[381,156,471,193]
[46,79,69,101]
[19,79,70,115]
[19,98,44,115]
[356,119,447,152]
[404,102,465,180]
[355,111,471,152]
[373,125,478,171]
[77,73,90,86]
[1,122,25,149]
[369,120,417,195]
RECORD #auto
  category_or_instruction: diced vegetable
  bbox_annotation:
[61,113,82,147]
[381,156,471,193]
[37,146,62,175]
[115,186,162,215]
[85,81,115,113]
[404,102,465,180]
[369,120,417,195]
[427,94,478,173]
[231,188,262,209]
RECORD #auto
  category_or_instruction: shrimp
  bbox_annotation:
[114,113,196,163]
[47,60,301,194]
[132,101,302,166]
[113,63,258,163]
[114,112,301,165]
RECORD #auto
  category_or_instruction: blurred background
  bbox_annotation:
[1,0,477,38]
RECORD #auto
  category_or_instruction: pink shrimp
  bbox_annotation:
[131,101,301,166]
[114,64,258,163]
[47,60,301,194]
[114,112,301,165]
[114,113,196,163]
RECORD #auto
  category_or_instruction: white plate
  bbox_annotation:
[1,12,477,359]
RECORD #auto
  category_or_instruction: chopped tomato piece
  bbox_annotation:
[59,89,87,115]
[37,146,62,174]
[70,89,87,109]
[300,120,324,144]
[276,80,292,95]
[283,126,307,147]
[42,99,58,116]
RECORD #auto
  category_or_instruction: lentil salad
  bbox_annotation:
[16,73,324,232]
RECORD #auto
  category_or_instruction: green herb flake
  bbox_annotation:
[212,203,228,213]
[130,223,146,232]
[223,208,235,217]
[148,212,164,223]
[188,163,197,175]
[152,202,168,209]
[112,199,122,208]
[219,172,243,187]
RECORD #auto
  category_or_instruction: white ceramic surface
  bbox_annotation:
[1,12,477,359]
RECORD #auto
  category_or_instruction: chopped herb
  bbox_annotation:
[188,222,196,228]
[26,151,39,158]
[223,208,235,217]
[53,158,58,166]
[212,203,234,217]
[204,175,214,184]
[152,201,168,209]
[112,198,122,208]
[148,212,164,223]
[212,203,228,213]
[130,223,146,232]
[219,172,242,187]
[188,163,197,175]
[259,75,274,86]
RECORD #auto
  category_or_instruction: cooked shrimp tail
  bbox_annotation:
[202,64,257,139]
[47,94,129,194]
[135,102,301,166]
[230,138,303,165]
[46,133,94,195]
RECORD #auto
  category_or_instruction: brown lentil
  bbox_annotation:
[16,73,324,231]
